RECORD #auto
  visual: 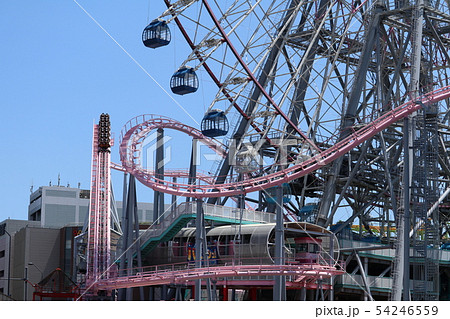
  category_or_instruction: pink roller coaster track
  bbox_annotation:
[92,263,344,292]
[119,87,450,199]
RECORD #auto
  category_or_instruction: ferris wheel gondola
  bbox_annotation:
[170,66,198,95]
[201,110,229,137]
[142,19,171,48]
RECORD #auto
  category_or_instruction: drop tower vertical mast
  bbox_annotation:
[86,113,112,288]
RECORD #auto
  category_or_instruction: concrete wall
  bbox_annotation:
[10,227,61,301]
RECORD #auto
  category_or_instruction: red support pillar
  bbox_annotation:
[250,288,257,301]
[222,286,228,301]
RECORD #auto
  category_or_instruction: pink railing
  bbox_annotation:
[93,259,345,291]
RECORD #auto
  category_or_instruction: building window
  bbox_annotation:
[0,270,4,278]
[79,190,90,199]
[0,250,5,258]
[31,210,41,221]
[46,189,77,198]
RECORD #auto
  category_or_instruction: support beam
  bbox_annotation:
[273,185,286,301]
[354,252,374,301]
[187,139,198,203]
[153,128,165,223]
[325,141,370,227]
[403,0,424,300]
[402,116,411,301]
[318,3,385,226]
[195,197,204,301]
[124,175,138,301]
[132,186,144,301]
[118,172,129,301]
[410,185,450,238]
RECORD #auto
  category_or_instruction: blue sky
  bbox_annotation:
[0,1,210,221]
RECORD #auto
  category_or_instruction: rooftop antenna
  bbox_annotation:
[58,173,61,186]
[30,180,34,193]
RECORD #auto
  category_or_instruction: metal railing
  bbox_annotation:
[139,202,275,245]
[95,256,344,291]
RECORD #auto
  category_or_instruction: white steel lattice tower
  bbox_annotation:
[86,114,112,287]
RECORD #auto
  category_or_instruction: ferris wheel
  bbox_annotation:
[121,0,450,227]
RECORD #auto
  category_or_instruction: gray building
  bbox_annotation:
[2,222,90,301]
[28,185,159,228]
[29,186,90,228]
[0,220,40,298]
[10,226,61,301]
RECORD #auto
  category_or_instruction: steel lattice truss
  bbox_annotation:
[118,0,450,300]
[129,0,450,217]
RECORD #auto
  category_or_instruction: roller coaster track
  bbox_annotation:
[92,263,344,292]
[120,87,450,199]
